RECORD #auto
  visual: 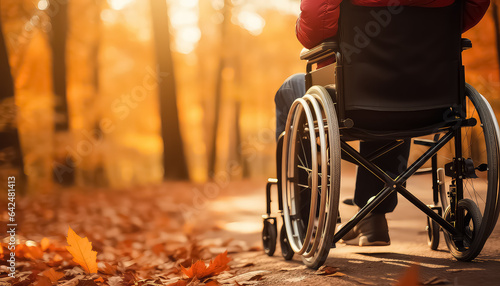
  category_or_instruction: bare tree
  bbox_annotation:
[0,8,26,193]
[149,0,189,179]
[207,0,231,178]
[49,0,74,184]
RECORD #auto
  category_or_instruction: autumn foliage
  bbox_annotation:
[65,227,98,274]
[181,251,231,280]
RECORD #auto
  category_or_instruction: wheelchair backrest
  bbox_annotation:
[338,0,463,113]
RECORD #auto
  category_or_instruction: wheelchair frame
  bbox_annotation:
[262,37,500,269]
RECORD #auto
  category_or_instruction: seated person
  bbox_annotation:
[275,0,490,246]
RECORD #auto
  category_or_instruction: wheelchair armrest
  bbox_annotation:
[300,40,339,63]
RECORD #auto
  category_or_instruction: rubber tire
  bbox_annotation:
[262,220,277,256]
[443,199,483,261]
[280,224,294,260]
[427,216,440,250]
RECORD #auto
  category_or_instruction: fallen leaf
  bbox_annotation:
[181,251,231,280]
[41,238,50,251]
[218,270,271,284]
[107,276,122,286]
[66,227,98,274]
[60,275,86,286]
[315,265,339,276]
[166,280,188,286]
[42,268,65,282]
[25,245,44,260]
[205,281,219,286]
[35,276,52,286]
[395,264,420,286]
[98,262,117,275]
[327,272,346,277]
[423,276,451,285]
[94,277,104,283]
[205,251,231,276]
[76,280,98,286]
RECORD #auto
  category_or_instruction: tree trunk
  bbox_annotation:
[207,0,231,178]
[492,0,500,81]
[149,0,189,180]
[49,0,74,185]
[49,0,70,132]
[0,9,26,193]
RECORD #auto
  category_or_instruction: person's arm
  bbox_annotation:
[295,0,342,49]
[463,0,490,32]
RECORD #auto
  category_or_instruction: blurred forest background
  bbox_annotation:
[0,0,499,193]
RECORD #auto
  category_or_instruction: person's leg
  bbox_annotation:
[354,139,411,213]
[275,73,306,140]
[342,139,411,246]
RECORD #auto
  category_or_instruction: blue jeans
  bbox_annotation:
[275,74,410,213]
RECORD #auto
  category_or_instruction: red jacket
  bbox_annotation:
[296,0,490,49]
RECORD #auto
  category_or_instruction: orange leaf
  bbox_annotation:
[395,264,420,286]
[181,260,208,279]
[166,281,188,286]
[42,268,64,282]
[35,276,53,286]
[98,262,117,275]
[65,227,98,274]
[181,251,231,280]
[41,237,50,251]
[205,281,220,286]
[205,251,231,276]
[25,245,44,260]
[94,276,104,283]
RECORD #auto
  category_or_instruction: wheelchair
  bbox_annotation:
[262,1,500,269]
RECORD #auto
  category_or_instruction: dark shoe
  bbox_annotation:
[338,213,390,246]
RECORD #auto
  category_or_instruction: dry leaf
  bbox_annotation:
[98,262,117,275]
[395,264,420,286]
[315,265,339,276]
[41,238,50,251]
[35,276,53,286]
[94,277,104,283]
[181,251,231,280]
[423,276,451,285]
[166,281,188,286]
[107,276,123,286]
[66,227,98,274]
[25,245,44,260]
[205,281,219,286]
[218,270,271,284]
[42,268,65,282]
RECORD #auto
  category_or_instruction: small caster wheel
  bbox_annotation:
[280,224,294,260]
[443,199,482,261]
[427,216,440,250]
[262,218,277,256]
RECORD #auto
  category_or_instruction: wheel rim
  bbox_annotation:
[281,85,341,267]
[432,84,500,259]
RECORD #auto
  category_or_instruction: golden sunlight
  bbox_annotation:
[108,0,134,10]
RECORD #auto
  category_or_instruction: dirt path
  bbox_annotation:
[203,169,500,285]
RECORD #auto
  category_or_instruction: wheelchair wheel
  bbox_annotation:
[443,199,482,260]
[280,224,294,260]
[426,216,440,250]
[281,85,341,269]
[262,219,277,256]
[437,84,500,261]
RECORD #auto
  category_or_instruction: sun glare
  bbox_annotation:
[237,11,265,36]
[37,0,48,10]
[108,0,134,10]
